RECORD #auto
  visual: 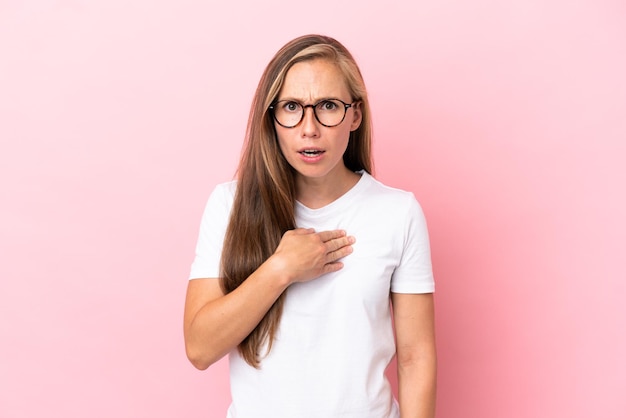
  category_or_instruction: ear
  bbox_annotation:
[349,101,363,131]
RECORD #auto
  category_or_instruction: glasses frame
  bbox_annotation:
[269,98,356,128]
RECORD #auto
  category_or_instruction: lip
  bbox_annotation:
[297,148,326,163]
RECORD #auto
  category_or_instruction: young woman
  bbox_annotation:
[184,34,436,418]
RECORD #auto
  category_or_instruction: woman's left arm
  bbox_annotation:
[391,292,437,418]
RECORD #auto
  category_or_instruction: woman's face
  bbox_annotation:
[274,59,362,185]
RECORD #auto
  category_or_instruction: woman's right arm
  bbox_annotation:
[183,228,355,370]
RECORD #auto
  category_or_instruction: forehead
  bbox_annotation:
[278,59,350,101]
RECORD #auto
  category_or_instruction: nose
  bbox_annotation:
[301,106,320,137]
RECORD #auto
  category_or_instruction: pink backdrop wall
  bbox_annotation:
[1,1,624,417]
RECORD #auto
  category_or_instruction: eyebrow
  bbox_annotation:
[275,96,342,104]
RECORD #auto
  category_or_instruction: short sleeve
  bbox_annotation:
[390,196,435,294]
[188,181,236,280]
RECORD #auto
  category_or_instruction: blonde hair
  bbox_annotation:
[220,34,373,367]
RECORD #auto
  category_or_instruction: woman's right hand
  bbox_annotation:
[267,228,355,284]
[184,228,354,369]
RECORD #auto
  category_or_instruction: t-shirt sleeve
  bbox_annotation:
[188,182,235,280]
[390,195,435,294]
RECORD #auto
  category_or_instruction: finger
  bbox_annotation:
[325,235,355,253]
[322,261,344,275]
[317,229,346,242]
[327,243,354,262]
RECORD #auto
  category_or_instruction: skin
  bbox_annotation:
[184,58,436,418]
[275,59,363,208]
[392,292,437,418]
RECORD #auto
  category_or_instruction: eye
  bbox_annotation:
[281,101,301,113]
[318,100,339,111]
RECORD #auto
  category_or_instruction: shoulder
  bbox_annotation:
[213,179,237,196]
[359,174,428,234]
[207,180,237,203]
[362,173,422,209]
[201,180,237,218]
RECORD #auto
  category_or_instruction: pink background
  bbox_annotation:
[1,1,625,417]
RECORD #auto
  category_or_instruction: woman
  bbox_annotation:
[184,34,436,418]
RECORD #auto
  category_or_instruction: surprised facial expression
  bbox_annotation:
[274,59,362,184]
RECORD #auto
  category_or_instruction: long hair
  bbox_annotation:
[220,34,373,367]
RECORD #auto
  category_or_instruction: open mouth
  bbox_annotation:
[299,149,324,157]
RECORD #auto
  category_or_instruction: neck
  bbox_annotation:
[295,167,361,209]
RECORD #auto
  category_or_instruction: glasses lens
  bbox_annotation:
[315,100,346,127]
[273,101,303,128]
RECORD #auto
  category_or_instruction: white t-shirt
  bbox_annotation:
[189,172,434,418]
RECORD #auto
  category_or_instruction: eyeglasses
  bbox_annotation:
[269,99,356,128]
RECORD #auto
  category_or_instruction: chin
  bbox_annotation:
[294,167,332,179]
